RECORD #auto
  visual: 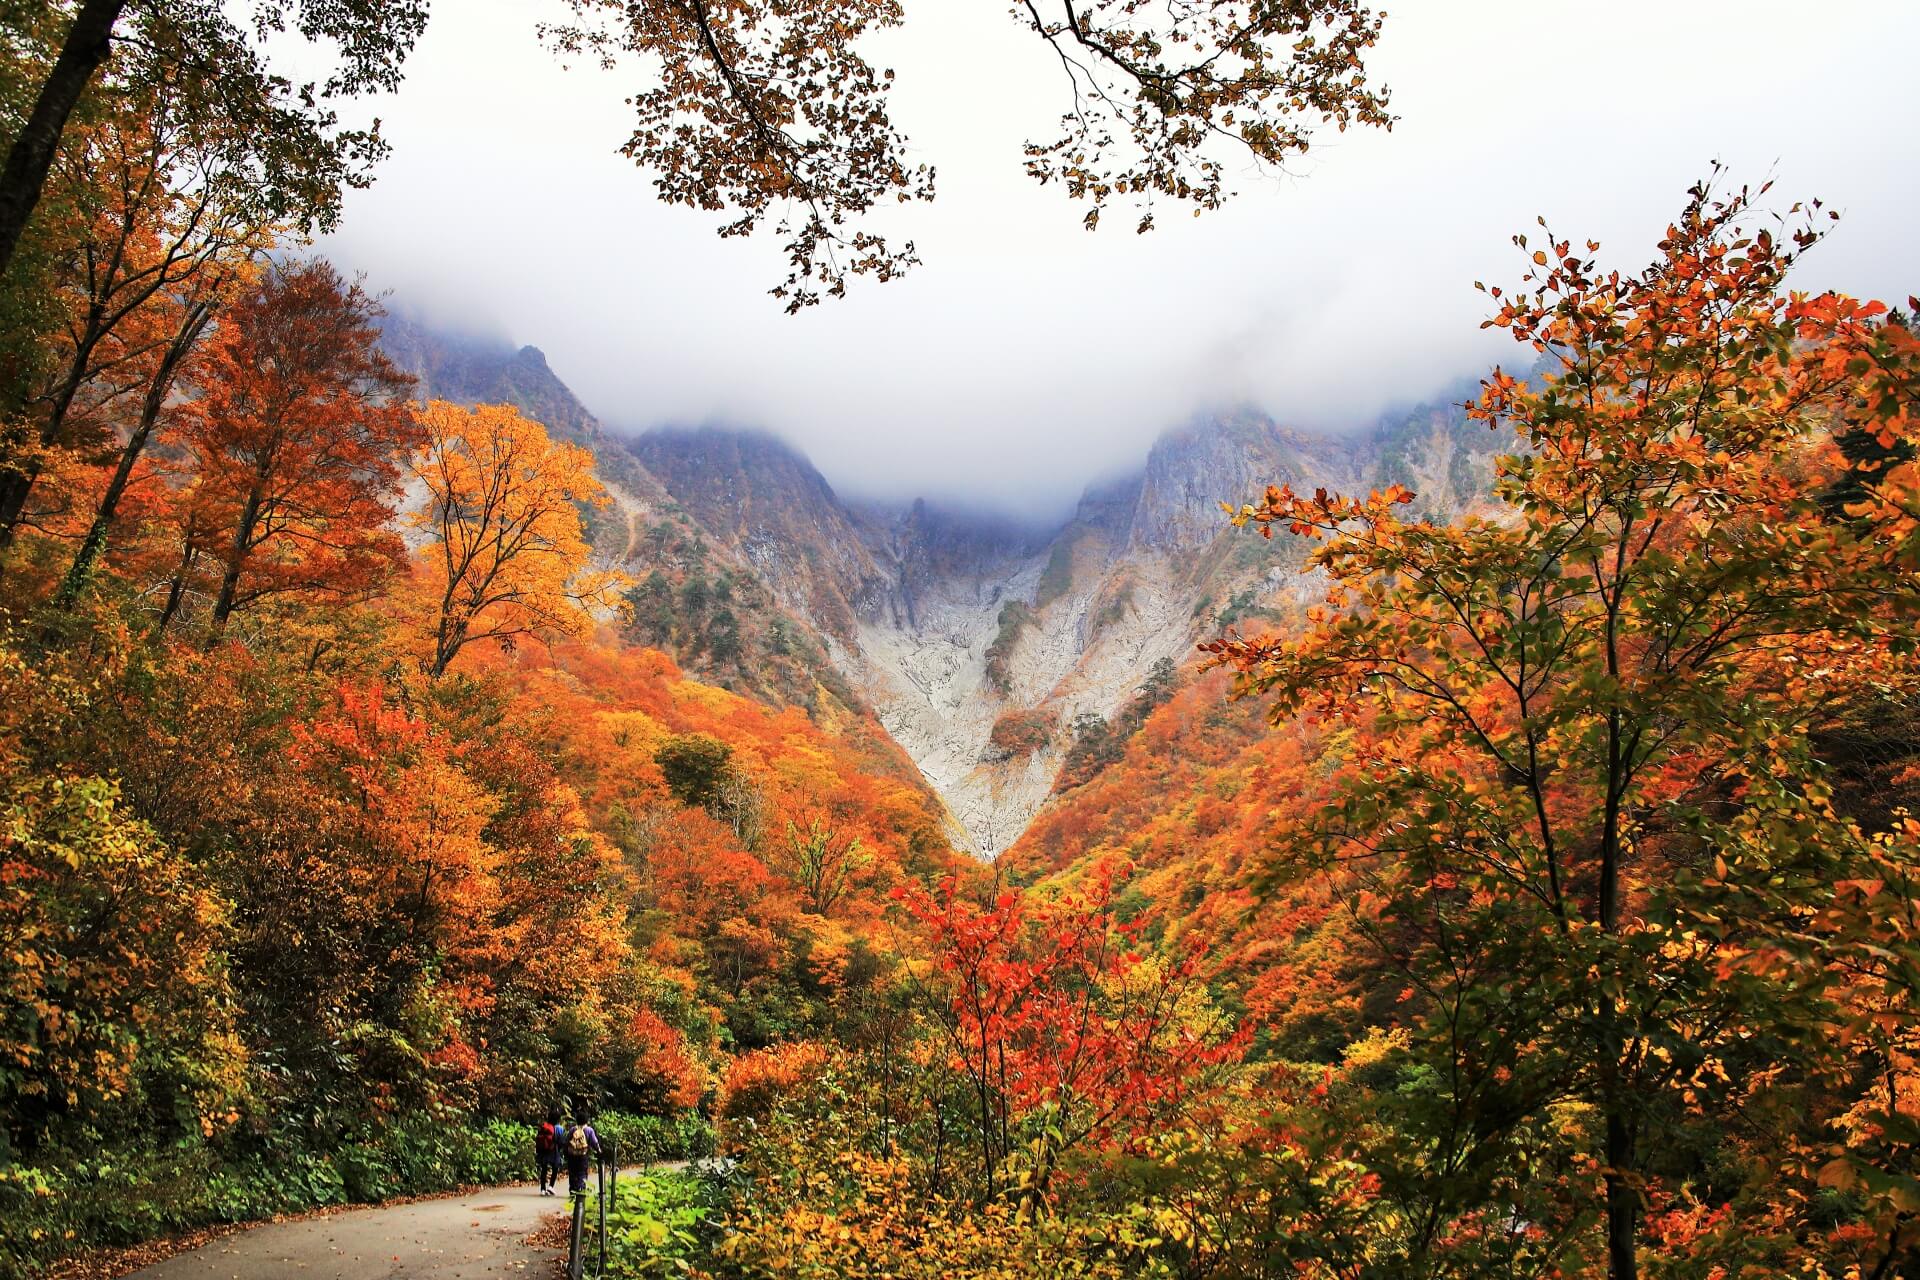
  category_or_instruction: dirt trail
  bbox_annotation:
[125,1181,569,1280]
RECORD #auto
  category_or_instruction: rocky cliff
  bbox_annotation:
[375,319,923,796]
[626,403,1498,858]
[381,310,1497,859]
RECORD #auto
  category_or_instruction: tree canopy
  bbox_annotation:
[5,0,1391,306]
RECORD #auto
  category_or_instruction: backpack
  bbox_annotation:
[537,1122,557,1154]
[565,1124,590,1159]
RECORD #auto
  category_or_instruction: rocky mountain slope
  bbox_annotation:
[380,311,1499,858]
[627,404,1498,857]
[375,317,931,803]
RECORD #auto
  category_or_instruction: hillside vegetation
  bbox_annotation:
[3,5,1920,1277]
[0,254,965,1275]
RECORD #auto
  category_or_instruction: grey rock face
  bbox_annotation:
[381,310,1494,859]
[628,406,1478,859]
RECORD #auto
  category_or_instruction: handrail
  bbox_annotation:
[564,1133,618,1280]
[567,1191,586,1280]
[598,1138,611,1276]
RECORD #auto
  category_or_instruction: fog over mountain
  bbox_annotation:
[325,3,1920,513]
[381,311,1507,855]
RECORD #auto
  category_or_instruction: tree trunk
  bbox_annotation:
[0,0,127,281]
[52,401,154,606]
[0,183,133,546]
[54,300,213,608]
[0,461,42,552]
[0,336,99,548]
[1604,1107,1638,1280]
[430,598,466,678]
[153,535,195,636]
[1595,704,1638,1278]
[207,476,266,638]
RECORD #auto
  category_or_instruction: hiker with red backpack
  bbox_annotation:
[562,1111,600,1197]
[536,1106,565,1195]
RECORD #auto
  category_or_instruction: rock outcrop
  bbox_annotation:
[625,405,1496,858]
[380,311,1498,859]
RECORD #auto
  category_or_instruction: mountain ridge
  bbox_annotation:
[622,403,1497,857]
[380,311,1498,857]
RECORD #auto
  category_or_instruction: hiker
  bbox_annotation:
[536,1105,564,1196]
[562,1112,600,1196]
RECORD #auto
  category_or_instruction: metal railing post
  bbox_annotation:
[596,1147,607,1276]
[567,1188,586,1280]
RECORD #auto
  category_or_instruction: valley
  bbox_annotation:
[8,7,1917,1277]
[388,319,1501,855]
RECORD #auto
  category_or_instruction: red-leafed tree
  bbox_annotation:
[897,863,1247,1211]
[172,259,417,639]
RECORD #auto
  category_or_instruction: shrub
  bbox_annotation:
[714,1136,1132,1280]
[206,1146,347,1221]
[986,709,1053,761]
[592,1110,715,1164]
[715,1043,832,1131]
[603,1168,721,1278]
[0,773,241,1145]
[452,1116,530,1185]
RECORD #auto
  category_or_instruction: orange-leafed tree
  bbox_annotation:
[173,258,416,640]
[0,81,276,556]
[408,400,628,678]
[238,680,501,1116]
[1207,177,1920,1278]
[48,76,288,608]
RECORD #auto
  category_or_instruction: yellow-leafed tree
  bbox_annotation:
[409,400,629,678]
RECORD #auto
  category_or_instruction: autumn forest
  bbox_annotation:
[3,2,1919,1279]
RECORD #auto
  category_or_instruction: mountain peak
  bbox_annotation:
[630,424,886,640]
[635,425,839,504]
[377,316,603,451]
[381,310,1490,861]
[1126,410,1358,554]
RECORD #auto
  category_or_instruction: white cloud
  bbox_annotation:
[323,0,1920,515]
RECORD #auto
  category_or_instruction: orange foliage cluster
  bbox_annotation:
[1001,179,1920,1276]
[1003,671,1368,1042]
[715,1040,834,1128]
[899,862,1249,1203]
[455,630,964,1046]
[626,1008,705,1110]
[2,334,965,1174]
[986,708,1054,760]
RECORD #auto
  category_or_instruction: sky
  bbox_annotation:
[321,1,1920,517]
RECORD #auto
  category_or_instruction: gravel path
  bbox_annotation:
[124,1181,573,1280]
